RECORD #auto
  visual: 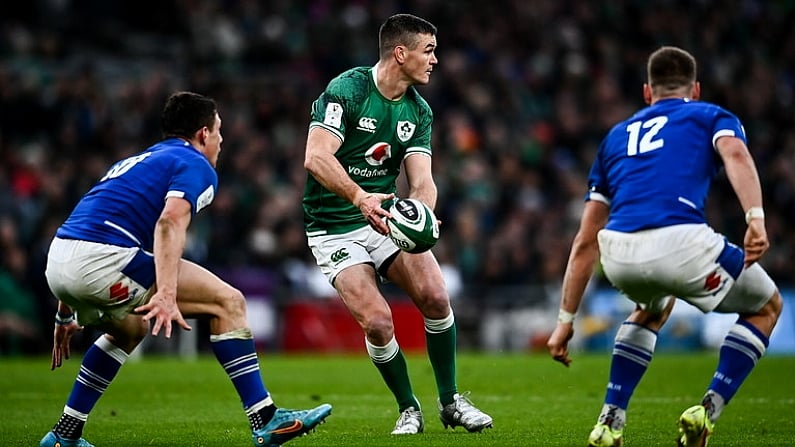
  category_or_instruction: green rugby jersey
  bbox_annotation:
[304,65,433,235]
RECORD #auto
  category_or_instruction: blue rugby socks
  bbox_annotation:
[600,322,658,430]
[211,330,275,431]
[704,320,768,422]
[55,336,129,440]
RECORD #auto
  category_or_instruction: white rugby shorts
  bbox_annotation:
[46,237,155,326]
[597,224,776,313]
[307,225,400,286]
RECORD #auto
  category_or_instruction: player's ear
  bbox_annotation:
[394,45,406,64]
[691,81,701,100]
[197,126,209,146]
[643,83,652,105]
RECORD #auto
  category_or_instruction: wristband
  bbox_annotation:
[745,207,765,224]
[558,309,576,324]
[55,312,75,325]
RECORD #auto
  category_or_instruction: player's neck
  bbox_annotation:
[650,95,690,105]
[373,62,409,101]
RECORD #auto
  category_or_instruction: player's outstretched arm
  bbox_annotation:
[715,136,769,265]
[135,197,192,338]
[548,200,609,367]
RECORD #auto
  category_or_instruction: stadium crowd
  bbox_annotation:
[1,0,794,353]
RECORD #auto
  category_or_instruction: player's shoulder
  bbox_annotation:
[325,66,371,101]
[683,99,730,114]
[658,98,736,121]
[146,139,214,171]
[405,86,432,115]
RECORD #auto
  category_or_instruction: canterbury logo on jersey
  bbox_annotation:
[357,117,378,132]
[330,248,350,263]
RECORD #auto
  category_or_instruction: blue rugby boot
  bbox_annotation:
[40,431,95,447]
[252,403,332,447]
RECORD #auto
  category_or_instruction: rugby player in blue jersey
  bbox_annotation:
[40,91,331,447]
[546,47,782,447]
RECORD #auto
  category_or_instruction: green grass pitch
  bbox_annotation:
[3,352,794,446]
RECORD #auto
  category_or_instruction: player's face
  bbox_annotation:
[403,33,437,85]
[204,114,223,167]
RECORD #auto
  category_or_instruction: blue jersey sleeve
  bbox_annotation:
[167,155,217,215]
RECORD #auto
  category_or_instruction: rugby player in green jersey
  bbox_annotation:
[302,13,492,435]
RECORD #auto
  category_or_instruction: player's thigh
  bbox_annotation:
[334,263,392,326]
[714,262,777,313]
[175,258,241,317]
[386,250,447,310]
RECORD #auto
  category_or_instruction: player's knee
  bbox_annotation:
[130,318,149,345]
[418,287,450,317]
[361,310,394,340]
[212,286,248,324]
[107,317,149,353]
[761,290,783,321]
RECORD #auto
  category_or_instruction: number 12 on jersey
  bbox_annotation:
[626,116,668,156]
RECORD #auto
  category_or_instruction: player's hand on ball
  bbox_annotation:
[387,198,440,253]
[355,191,394,235]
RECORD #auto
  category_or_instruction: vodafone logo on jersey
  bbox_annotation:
[364,142,392,166]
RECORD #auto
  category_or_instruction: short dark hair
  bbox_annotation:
[647,46,697,93]
[379,14,437,58]
[161,91,218,139]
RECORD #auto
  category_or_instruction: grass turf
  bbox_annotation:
[3,351,794,446]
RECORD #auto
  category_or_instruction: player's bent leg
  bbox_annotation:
[173,258,249,332]
[175,259,334,444]
[336,264,423,432]
[252,403,333,447]
[387,252,494,432]
[588,301,672,446]
[42,319,144,447]
[675,290,782,446]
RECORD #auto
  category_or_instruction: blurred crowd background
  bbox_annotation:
[2,0,794,355]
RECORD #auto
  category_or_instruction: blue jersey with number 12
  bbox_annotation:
[587,98,746,232]
[56,138,217,250]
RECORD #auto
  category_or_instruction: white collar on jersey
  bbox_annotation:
[372,62,380,88]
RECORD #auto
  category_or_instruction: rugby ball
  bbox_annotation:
[387,198,440,253]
